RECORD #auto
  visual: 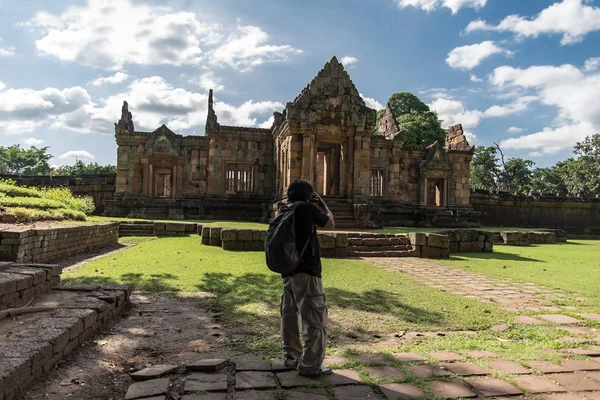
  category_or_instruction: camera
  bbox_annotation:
[309,192,320,204]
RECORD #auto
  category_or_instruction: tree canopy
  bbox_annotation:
[373,92,447,147]
[0,145,115,176]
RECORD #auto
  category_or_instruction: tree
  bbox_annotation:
[470,146,499,191]
[374,92,446,147]
[53,160,116,176]
[0,145,52,175]
[557,133,600,195]
[529,166,567,194]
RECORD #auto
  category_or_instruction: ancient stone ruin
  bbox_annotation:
[104,56,478,228]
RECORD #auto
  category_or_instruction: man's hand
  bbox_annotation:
[313,193,335,230]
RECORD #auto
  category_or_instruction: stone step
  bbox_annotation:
[348,250,411,258]
[348,245,409,252]
[120,232,155,237]
[120,224,154,230]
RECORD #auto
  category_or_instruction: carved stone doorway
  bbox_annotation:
[155,169,172,198]
[427,178,446,207]
[315,143,342,196]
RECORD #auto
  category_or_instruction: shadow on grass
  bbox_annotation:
[195,272,445,353]
[450,252,542,262]
[63,272,181,292]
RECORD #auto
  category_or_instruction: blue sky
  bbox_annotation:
[0,0,599,168]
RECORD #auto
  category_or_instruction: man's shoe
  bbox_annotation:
[284,357,299,368]
[298,365,333,377]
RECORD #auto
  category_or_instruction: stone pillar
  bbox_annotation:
[419,177,427,206]
[352,136,362,198]
[359,136,371,198]
[116,145,132,193]
[289,135,303,183]
[148,164,154,198]
[301,134,312,181]
[142,162,149,196]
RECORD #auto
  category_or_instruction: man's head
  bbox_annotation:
[287,179,313,202]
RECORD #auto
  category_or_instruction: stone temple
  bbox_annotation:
[105,56,479,228]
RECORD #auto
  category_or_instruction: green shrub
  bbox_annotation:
[0,178,17,186]
[42,187,95,215]
[0,196,65,209]
[0,183,43,198]
[4,207,86,222]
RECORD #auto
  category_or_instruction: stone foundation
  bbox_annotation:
[0,223,119,263]
[0,263,62,310]
[435,229,494,253]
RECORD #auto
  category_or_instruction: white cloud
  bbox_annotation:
[507,126,524,134]
[23,0,301,71]
[0,86,93,134]
[258,116,274,129]
[88,72,130,87]
[429,97,483,129]
[188,72,225,92]
[584,57,600,72]
[463,131,478,144]
[483,96,537,117]
[492,61,600,154]
[396,0,487,14]
[529,151,543,157]
[0,38,15,56]
[446,41,513,70]
[23,138,45,146]
[360,93,383,110]
[470,74,483,83]
[0,82,5,91]
[501,123,596,155]
[58,150,95,160]
[465,0,600,45]
[341,56,358,66]
[207,25,302,71]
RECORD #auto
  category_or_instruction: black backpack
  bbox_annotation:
[264,202,312,275]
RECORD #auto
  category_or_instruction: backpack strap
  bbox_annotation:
[299,226,313,259]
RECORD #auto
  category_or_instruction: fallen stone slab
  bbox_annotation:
[125,378,171,400]
[234,391,274,400]
[427,380,477,398]
[487,360,532,375]
[284,388,329,400]
[379,383,425,399]
[466,377,523,397]
[323,355,350,366]
[442,362,489,376]
[354,353,388,364]
[467,350,498,358]
[515,316,546,325]
[364,366,405,380]
[233,359,271,372]
[526,360,574,373]
[392,352,427,362]
[333,385,381,399]
[325,369,362,386]
[408,364,451,378]
[579,313,600,322]
[270,359,295,372]
[235,371,276,390]
[537,314,582,324]
[562,359,600,371]
[277,371,317,388]
[187,358,228,372]
[513,376,567,394]
[130,365,179,381]
[184,373,228,392]
[429,351,463,362]
[549,373,600,391]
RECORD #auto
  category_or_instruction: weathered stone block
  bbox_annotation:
[449,242,459,254]
[408,245,421,257]
[484,241,493,252]
[165,223,186,233]
[377,238,390,246]
[321,248,335,258]
[237,230,253,241]
[363,238,378,247]
[426,234,449,249]
[348,238,363,246]
[335,233,349,248]
[408,232,427,246]
[421,246,442,259]
[220,229,237,242]
[318,234,336,249]
[334,247,348,258]
[153,222,166,232]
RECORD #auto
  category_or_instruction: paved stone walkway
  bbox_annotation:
[368,257,589,313]
[123,354,600,399]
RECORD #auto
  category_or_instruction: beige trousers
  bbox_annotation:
[280,273,328,374]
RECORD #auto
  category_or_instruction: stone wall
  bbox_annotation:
[0,223,118,263]
[0,173,115,214]
[0,262,62,310]
[435,229,494,253]
[471,190,600,234]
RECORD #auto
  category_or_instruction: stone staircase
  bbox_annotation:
[346,232,412,258]
[322,197,358,230]
[119,222,155,237]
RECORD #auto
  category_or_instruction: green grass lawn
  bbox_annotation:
[63,236,509,354]
[440,241,600,298]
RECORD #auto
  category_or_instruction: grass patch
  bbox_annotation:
[440,241,600,297]
[4,207,87,222]
[63,236,510,354]
[0,183,42,198]
[0,196,66,209]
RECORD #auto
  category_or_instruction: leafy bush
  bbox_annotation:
[0,178,16,186]
[0,183,43,198]
[42,187,95,215]
[4,207,86,222]
[0,196,65,209]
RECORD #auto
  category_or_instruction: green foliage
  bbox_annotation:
[0,145,52,175]
[0,178,16,186]
[42,187,95,215]
[529,166,567,194]
[53,160,116,176]
[4,207,86,222]
[0,196,65,209]
[499,157,534,194]
[470,146,500,191]
[373,92,446,147]
[0,183,43,198]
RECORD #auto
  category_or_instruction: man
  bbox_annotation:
[280,179,335,376]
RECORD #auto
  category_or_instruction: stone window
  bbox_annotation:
[226,164,255,193]
[370,169,384,197]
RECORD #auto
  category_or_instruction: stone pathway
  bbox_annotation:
[123,354,600,399]
[368,257,594,313]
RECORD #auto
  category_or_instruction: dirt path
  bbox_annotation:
[22,294,226,400]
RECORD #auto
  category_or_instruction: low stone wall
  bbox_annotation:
[117,221,198,237]
[435,229,494,253]
[496,230,564,246]
[0,223,118,263]
[0,263,62,310]
[0,279,132,400]
[409,233,450,259]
